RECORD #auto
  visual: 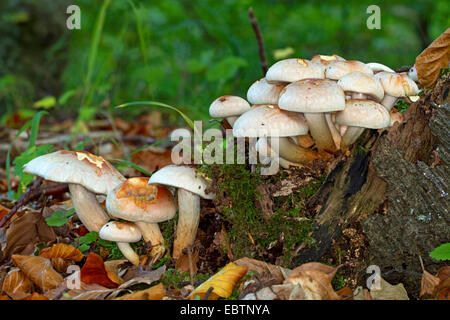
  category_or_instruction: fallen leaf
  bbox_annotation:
[234,257,290,284]
[50,257,72,274]
[336,286,354,300]
[437,266,450,281]
[285,262,341,300]
[415,27,450,88]
[45,281,113,300]
[176,250,199,274]
[190,262,248,300]
[131,148,173,173]
[21,292,49,300]
[4,211,56,259]
[420,269,440,299]
[39,243,84,262]
[115,283,165,300]
[1,268,33,299]
[104,260,128,285]
[369,277,409,300]
[80,253,118,288]
[436,278,450,300]
[118,265,166,289]
[0,204,10,222]
[12,255,64,292]
[0,295,10,300]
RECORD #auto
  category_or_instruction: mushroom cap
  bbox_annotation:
[278,79,346,113]
[366,62,395,73]
[247,78,287,105]
[148,165,215,200]
[233,105,309,138]
[23,150,125,194]
[106,177,176,223]
[209,95,251,118]
[325,60,373,80]
[99,221,142,242]
[311,54,346,66]
[337,72,384,101]
[374,72,419,97]
[335,99,391,129]
[266,59,325,83]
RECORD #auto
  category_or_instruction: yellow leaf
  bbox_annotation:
[1,268,33,299]
[190,262,248,300]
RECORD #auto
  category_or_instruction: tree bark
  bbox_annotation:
[292,75,450,295]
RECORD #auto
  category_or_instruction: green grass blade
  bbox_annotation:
[109,158,154,176]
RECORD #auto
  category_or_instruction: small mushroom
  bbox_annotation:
[247,78,287,105]
[374,72,419,111]
[209,95,251,127]
[335,99,391,149]
[148,165,215,259]
[337,72,384,101]
[325,60,373,80]
[99,221,142,266]
[23,150,125,232]
[366,62,395,74]
[278,79,346,153]
[106,177,176,263]
[265,58,325,83]
[233,105,321,164]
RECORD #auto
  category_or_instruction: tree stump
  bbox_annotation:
[292,75,450,295]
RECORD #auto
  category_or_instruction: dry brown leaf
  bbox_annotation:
[190,262,248,300]
[1,268,33,299]
[12,255,64,292]
[175,250,199,274]
[21,293,49,300]
[131,148,173,173]
[336,286,354,300]
[115,283,165,300]
[50,257,72,274]
[4,211,56,259]
[104,260,127,285]
[437,266,450,281]
[420,269,440,299]
[0,295,10,300]
[234,257,290,284]
[80,253,118,288]
[369,277,409,300]
[436,277,450,300]
[285,262,341,300]
[415,27,450,88]
[0,204,10,222]
[39,243,84,262]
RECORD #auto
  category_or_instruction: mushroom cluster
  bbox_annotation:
[209,55,419,167]
[24,151,177,266]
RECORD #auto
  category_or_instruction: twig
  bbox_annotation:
[0,181,69,227]
[248,7,268,75]
[395,66,412,73]
[202,287,214,300]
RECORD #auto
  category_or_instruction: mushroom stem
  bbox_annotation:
[352,93,366,99]
[257,137,303,170]
[173,189,200,259]
[303,113,337,153]
[274,137,322,163]
[325,113,341,150]
[380,95,398,111]
[135,221,165,262]
[68,184,109,232]
[117,242,140,266]
[341,127,365,150]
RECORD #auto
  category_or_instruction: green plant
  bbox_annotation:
[45,208,75,227]
[394,100,411,113]
[6,111,52,199]
[430,243,450,261]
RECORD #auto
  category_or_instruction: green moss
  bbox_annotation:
[160,268,210,289]
[202,163,320,266]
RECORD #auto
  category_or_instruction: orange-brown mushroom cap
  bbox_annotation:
[106,177,176,223]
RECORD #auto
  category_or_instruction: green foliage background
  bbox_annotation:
[0,0,449,122]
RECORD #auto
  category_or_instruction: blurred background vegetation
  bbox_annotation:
[0,0,449,127]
